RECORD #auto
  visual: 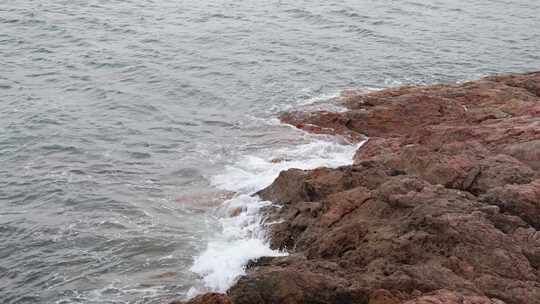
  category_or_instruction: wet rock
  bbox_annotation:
[281,111,366,142]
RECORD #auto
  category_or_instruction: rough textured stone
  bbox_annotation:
[171,293,232,304]
[173,72,540,304]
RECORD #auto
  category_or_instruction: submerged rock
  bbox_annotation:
[174,71,540,304]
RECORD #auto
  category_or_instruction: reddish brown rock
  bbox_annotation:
[173,72,540,304]
[503,140,540,170]
[482,179,540,229]
[403,290,506,304]
[171,293,232,304]
[281,111,366,142]
[369,289,401,304]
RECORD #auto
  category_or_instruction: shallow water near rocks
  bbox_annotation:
[1,0,539,303]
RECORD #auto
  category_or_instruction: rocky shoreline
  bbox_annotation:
[177,72,540,304]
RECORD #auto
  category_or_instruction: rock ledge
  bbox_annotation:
[180,72,540,304]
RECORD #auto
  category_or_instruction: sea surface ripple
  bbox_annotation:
[1,0,539,303]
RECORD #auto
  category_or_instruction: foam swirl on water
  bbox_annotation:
[188,195,283,295]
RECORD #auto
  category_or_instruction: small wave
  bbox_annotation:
[212,139,361,193]
[188,195,284,295]
[188,134,364,297]
[275,91,345,113]
[296,91,341,106]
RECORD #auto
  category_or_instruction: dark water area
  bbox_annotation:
[1,0,539,303]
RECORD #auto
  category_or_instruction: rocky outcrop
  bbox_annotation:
[173,293,232,304]
[175,72,540,304]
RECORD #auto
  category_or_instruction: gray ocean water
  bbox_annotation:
[1,0,539,303]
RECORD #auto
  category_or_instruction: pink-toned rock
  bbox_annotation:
[503,140,540,170]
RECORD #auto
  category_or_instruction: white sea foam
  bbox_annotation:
[188,131,365,298]
[296,91,348,113]
[188,195,282,292]
[187,195,286,297]
[212,139,362,193]
[296,91,341,106]
[271,90,345,113]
